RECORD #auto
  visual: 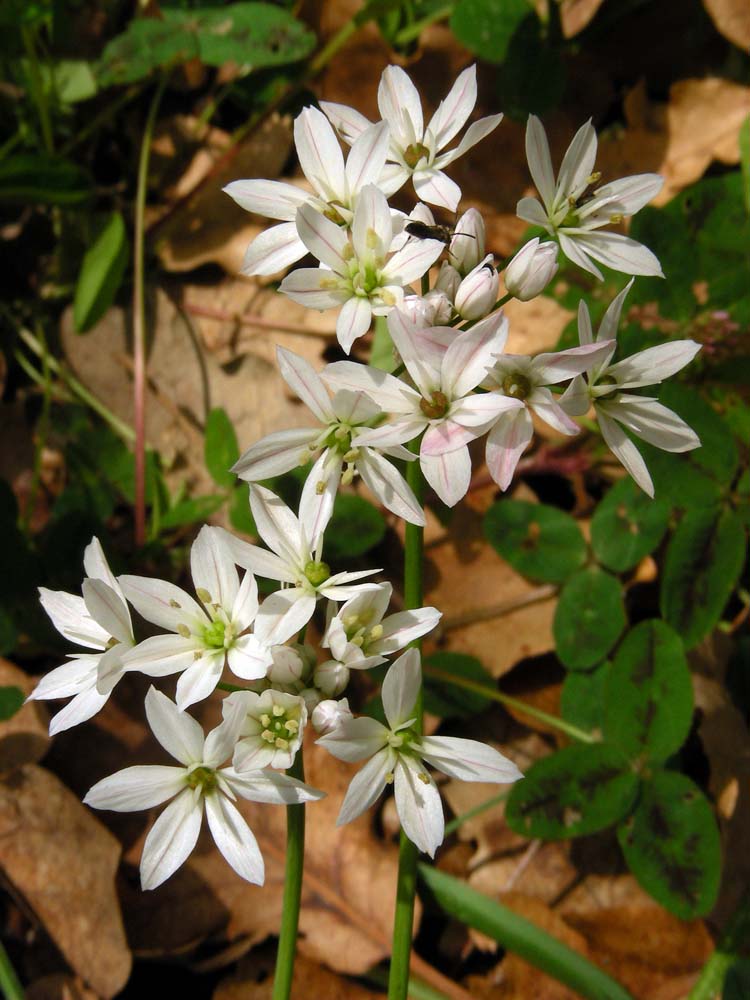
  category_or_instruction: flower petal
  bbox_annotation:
[38,588,108,649]
[596,406,654,496]
[485,407,534,491]
[565,230,664,278]
[412,168,462,212]
[241,222,306,277]
[427,65,477,148]
[232,428,319,482]
[320,101,372,145]
[123,634,197,677]
[420,736,523,783]
[442,312,509,398]
[591,173,663,216]
[557,120,597,199]
[145,686,205,766]
[295,203,349,272]
[280,268,349,310]
[346,120,392,194]
[119,576,205,631]
[254,589,317,646]
[323,360,420,415]
[175,655,224,710]
[82,579,132,644]
[532,341,616,384]
[337,747,394,825]
[516,196,551,229]
[378,65,423,144]
[373,607,441,655]
[384,235,444,286]
[294,106,346,202]
[191,525,238,612]
[394,755,444,857]
[84,765,186,811]
[525,116,556,207]
[382,648,421,730]
[205,792,264,884]
[223,178,309,221]
[357,449,425,525]
[140,788,202,890]
[435,114,503,168]
[420,447,472,507]
[606,340,701,388]
[223,767,325,804]
[317,715,389,762]
[250,486,304,565]
[598,396,700,452]
[336,295,373,354]
[277,346,334,423]
[48,686,109,736]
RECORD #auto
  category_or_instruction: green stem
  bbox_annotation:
[389,440,425,1000]
[688,892,750,1000]
[18,328,135,441]
[133,74,168,547]
[21,24,54,153]
[394,3,454,46]
[0,939,24,1000]
[444,790,509,836]
[423,666,596,744]
[60,85,141,157]
[272,748,306,1000]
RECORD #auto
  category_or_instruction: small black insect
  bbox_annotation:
[404,221,476,245]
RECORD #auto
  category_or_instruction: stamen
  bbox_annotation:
[196,587,212,604]
[169,599,181,608]
[177,624,191,638]
[272,704,285,717]
[260,714,271,727]
[275,737,289,750]
[262,729,275,743]
[417,772,430,785]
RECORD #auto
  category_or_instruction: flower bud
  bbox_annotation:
[313,659,350,697]
[434,261,460,300]
[449,208,485,276]
[312,697,353,735]
[267,643,315,689]
[504,238,558,301]
[300,687,323,713]
[454,256,499,321]
[402,290,452,327]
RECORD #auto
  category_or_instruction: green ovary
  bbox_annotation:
[186,766,218,792]
[304,560,331,588]
[203,619,228,649]
[259,705,300,751]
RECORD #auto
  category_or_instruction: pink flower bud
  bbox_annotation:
[454,256,499,320]
[449,208,485,275]
[312,697,353,735]
[504,238,558,301]
[313,659,350,697]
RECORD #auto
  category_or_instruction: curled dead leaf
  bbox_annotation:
[703,0,750,49]
[0,658,49,773]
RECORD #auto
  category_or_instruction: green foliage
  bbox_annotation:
[590,477,670,572]
[325,494,386,561]
[0,153,91,205]
[493,14,566,119]
[617,770,721,919]
[450,0,531,64]
[418,864,633,1000]
[553,568,625,671]
[484,500,586,583]
[660,507,746,648]
[73,212,129,333]
[229,484,256,535]
[204,407,240,489]
[0,686,25,721]
[97,4,316,86]
[423,652,493,718]
[370,315,395,372]
[159,494,226,529]
[560,662,610,733]
[506,743,639,839]
[638,385,739,508]
[740,116,750,216]
[724,960,750,1000]
[604,620,693,764]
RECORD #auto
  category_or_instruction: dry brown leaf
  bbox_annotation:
[214,950,382,1000]
[0,765,131,997]
[26,974,99,1000]
[703,0,750,49]
[559,0,606,37]
[0,658,49,772]
[469,842,577,915]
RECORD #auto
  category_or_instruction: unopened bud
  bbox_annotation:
[449,207,485,275]
[454,256,499,320]
[435,260,461,299]
[313,659,350,697]
[311,697,353,735]
[503,238,559,302]
[267,644,312,687]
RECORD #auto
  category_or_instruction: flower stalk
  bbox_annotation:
[388,439,424,1000]
[272,748,307,1000]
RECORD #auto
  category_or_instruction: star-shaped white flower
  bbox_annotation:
[224,107,391,275]
[323,582,441,669]
[317,649,522,856]
[232,346,424,525]
[280,184,444,353]
[223,688,307,772]
[518,115,663,280]
[219,483,380,647]
[561,281,701,495]
[120,526,272,710]
[482,341,615,490]
[84,688,323,889]
[30,537,135,735]
[322,65,502,212]
[323,309,523,506]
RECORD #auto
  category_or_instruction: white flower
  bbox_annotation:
[218,484,380,646]
[503,237,559,301]
[454,256,499,321]
[323,309,523,506]
[322,65,503,212]
[120,526,272,710]
[224,688,307,771]
[323,582,441,669]
[231,346,424,526]
[280,184,444,353]
[518,115,663,280]
[561,282,701,495]
[482,341,615,490]
[30,538,135,735]
[224,108,391,275]
[312,697,353,736]
[84,688,323,889]
[317,650,521,856]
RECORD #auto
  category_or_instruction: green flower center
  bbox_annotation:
[343,610,384,651]
[186,766,218,792]
[419,390,450,420]
[259,705,301,751]
[598,374,618,387]
[404,142,430,169]
[203,619,228,649]
[502,373,532,400]
[323,201,348,225]
[304,560,331,588]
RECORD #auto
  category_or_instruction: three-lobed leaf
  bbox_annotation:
[450,0,532,64]
[561,662,611,733]
[506,742,639,839]
[325,494,386,561]
[604,620,693,763]
[553,568,625,671]
[591,477,670,572]
[618,770,721,920]
[484,500,586,584]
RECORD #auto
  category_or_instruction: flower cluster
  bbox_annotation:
[33,62,701,894]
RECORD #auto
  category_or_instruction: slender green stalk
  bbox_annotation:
[21,24,54,153]
[272,749,306,1000]
[423,665,596,744]
[367,965,453,999]
[18,328,135,441]
[389,441,424,1000]
[444,790,509,836]
[0,939,24,1000]
[688,893,750,1000]
[133,74,168,547]
[394,3,454,46]
[60,85,141,157]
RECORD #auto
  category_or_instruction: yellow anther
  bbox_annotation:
[260,714,271,727]
[417,772,430,785]
[316,480,325,495]
[285,720,299,733]
[272,704,285,717]
[275,737,289,750]
[261,729,275,743]
[177,624,191,638]
[370,624,383,641]
[196,587,212,604]
[366,227,379,249]
[587,171,602,185]
[385,772,395,784]
[610,213,623,224]
[341,243,355,262]
[380,289,396,306]
[169,599,181,608]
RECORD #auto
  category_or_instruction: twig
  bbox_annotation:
[185,301,335,339]
[502,840,542,892]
